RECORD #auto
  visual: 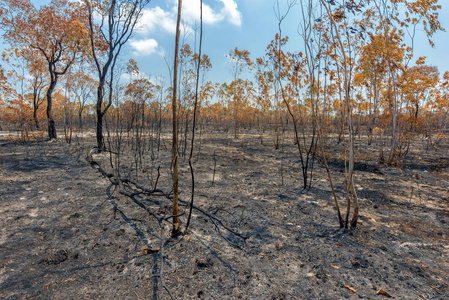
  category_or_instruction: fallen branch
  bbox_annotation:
[88,146,246,241]
[178,198,248,240]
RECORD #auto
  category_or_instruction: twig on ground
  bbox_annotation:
[178,197,247,240]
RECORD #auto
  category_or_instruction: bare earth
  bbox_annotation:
[0,131,448,299]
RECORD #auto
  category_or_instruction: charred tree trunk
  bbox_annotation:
[320,0,359,227]
[32,75,45,130]
[171,0,183,235]
[78,110,83,132]
[97,111,104,151]
[96,80,105,151]
[33,106,40,130]
[186,0,203,230]
[86,0,149,153]
[46,78,57,140]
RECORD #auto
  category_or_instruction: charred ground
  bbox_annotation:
[0,130,448,299]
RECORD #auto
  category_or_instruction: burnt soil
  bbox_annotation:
[0,130,448,299]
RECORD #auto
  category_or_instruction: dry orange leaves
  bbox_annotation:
[345,283,357,293]
[139,248,160,255]
[377,289,392,297]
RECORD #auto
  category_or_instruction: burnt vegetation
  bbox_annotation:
[0,0,448,299]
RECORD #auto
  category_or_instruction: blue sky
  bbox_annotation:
[8,0,449,86]
[126,0,449,85]
[127,0,281,83]
[127,0,313,83]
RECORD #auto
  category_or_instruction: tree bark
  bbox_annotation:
[33,107,39,130]
[171,0,182,234]
[319,0,359,227]
[96,82,105,151]
[78,110,83,132]
[46,79,57,140]
[186,0,203,230]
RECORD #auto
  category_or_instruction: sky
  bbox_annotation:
[5,0,449,87]
[122,0,449,85]
[126,0,287,84]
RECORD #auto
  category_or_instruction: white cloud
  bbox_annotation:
[129,38,160,56]
[182,0,224,24]
[183,0,242,26]
[138,6,177,34]
[137,0,242,35]
[220,0,242,26]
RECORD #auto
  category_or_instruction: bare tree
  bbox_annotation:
[171,0,183,234]
[186,0,203,230]
[319,0,359,227]
[83,0,151,151]
[27,56,48,130]
[71,69,96,132]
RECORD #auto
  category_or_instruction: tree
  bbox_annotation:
[82,0,151,151]
[317,0,362,227]
[175,43,212,156]
[26,49,49,129]
[1,47,48,130]
[367,0,444,164]
[254,56,274,138]
[70,68,96,131]
[0,64,11,102]
[186,0,204,230]
[226,47,254,138]
[1,48,27,122]
[172,0,183,234]
[402,63,439,129]
[0,0,88,139]
[356,32,389,145]
[124,77,155,131]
